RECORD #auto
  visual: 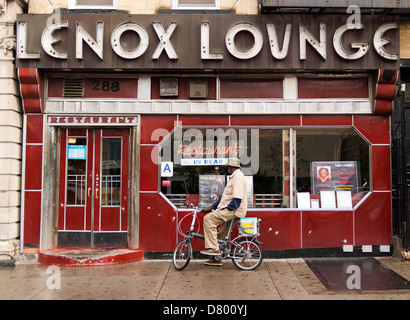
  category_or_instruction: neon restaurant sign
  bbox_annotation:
[16,13,399,71]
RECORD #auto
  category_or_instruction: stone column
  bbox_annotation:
[0,0,27,264]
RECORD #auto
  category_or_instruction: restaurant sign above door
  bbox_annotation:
[16,13,399,71]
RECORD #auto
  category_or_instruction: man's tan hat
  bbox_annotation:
[226,157,241,168]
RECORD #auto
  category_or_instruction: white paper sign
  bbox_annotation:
[320,191,336,208]
[297,192,311,209]
[336,191,353,209]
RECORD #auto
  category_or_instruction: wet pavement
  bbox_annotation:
[1,257,410,301]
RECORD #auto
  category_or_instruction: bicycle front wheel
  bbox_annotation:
[172,238,193,271]
[231,238,263,271]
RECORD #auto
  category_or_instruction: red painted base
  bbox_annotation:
[38,248,144,266]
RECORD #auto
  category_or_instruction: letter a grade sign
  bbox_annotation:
[161,162,174,177]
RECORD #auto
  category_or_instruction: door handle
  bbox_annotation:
[95,188,99,199]
[88,188,92,198]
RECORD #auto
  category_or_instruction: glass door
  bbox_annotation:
[58,128,129,248]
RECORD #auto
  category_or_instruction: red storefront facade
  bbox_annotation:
[16,12,399,258]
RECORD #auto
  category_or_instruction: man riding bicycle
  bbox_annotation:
[201,157,247,266]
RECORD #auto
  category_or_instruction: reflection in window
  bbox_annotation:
[159,128,283,209]
[66,138,86,206]
[296,128,370,208]
[101,138,121,206]
[159,127,371,210]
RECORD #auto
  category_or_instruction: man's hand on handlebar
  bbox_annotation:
[200,206,214,214]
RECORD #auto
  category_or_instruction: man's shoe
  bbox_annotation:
[204,256,222,266]
[200,248,221,256]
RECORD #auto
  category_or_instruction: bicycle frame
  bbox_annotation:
[173,203,263,271]
[182,205,260,260]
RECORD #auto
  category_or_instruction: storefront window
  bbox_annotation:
[66,137,87,206]
[159,126,370,210]
[160,127,282,208]
[295,128,370,209]
[101,138,122,206]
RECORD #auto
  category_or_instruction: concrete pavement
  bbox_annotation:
[1,257,410,301]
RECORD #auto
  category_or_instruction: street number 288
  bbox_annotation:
[92,80,120,92]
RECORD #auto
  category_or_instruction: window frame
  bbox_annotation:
[171,0,220,10]
[68,0,116,10]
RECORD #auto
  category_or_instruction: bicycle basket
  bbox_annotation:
[239,217,260,236]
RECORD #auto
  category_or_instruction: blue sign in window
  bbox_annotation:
[67,145,87,160]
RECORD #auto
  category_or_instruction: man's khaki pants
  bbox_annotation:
[203,208,237,250]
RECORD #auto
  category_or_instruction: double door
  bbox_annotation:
[58,128,129,248]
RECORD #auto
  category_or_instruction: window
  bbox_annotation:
[220,78,284,99]
[295,128,370,209]
[172,0,220,10]
[159,126,371,210]
[68,0,116,9]
[298,78,369,99]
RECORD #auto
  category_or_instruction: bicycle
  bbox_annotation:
[172,203,263,271]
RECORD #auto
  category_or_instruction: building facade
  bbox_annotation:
[0,0,27,264]
[3,0,410,262]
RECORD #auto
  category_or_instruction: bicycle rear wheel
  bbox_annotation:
[172,238,193,271]
[231,238,263,271]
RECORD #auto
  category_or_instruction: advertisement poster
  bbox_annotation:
[199,175,226,208]
[199,175,254,208]
[312,161,358,194]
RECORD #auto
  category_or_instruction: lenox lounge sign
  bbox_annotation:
[16,13,399,71]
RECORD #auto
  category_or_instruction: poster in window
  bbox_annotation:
[312,161,358,194]
[199,175,226,208]
[67,145,86,160]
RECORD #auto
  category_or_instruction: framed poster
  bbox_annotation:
[199,175,225,208]
[312,161,358,194]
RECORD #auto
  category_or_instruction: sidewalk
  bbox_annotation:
[1,257,410,300]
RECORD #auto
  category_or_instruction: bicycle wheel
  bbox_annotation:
[231,238,263,271]
[172,238,193,271]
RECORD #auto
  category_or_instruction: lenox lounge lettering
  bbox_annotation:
[18,18,398,62]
